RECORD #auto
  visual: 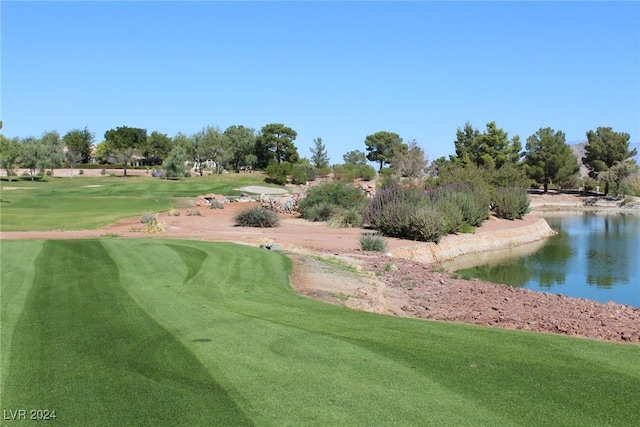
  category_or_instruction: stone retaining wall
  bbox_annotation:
[390,217,556,265]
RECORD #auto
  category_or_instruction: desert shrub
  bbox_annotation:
[139,213,165,233]
[265,162,292,185]
[405,209,445,242]
[489,163,530,189]
[357,164,377,181]
[168,208,181,217]
[430,198,464,234]
[294,164,317,182]
[290,167,307,185]
[141,219,165,234]
[359,233,388,252]
[299,181,369,219]
[429,183,490,228]
[333,164,376,181]
[435,163,492,192]
[186,210,202,216]
[492,187,530,219]
[234,207,280,227]
[365,184,424,225]
[328,207,364,228]
[140,211,157,224]
[303,202,341,222]
[453,189,490,227]
[581,176,597,193]
[209,199,225,209]
[78,169,84,175]
[366,184,454,242]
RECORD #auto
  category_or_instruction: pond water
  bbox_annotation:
[453,212,640,307]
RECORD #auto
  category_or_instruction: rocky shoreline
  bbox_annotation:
[294,193,640,345]
[364,255,640,344]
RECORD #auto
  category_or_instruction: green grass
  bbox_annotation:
[2,239,639,426]
[0,174,278,231]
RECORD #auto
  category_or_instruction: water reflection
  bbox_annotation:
[454,212,640,307]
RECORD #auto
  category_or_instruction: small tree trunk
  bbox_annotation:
[543,182,548,193]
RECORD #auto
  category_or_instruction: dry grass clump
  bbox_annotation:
[234,207,280,228]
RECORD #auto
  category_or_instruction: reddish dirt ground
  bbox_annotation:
[2,194,639,344]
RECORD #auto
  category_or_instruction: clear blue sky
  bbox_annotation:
[2,1,639,164]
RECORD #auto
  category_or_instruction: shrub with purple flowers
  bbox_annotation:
[365,182,491,242]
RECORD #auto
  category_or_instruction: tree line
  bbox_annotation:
[0,121,637,196]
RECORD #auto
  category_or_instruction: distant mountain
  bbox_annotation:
[569,142,589,177]
[569,141,640,177]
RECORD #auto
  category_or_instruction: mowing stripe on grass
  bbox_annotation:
[2,240,252,426]
[2,239,639,426]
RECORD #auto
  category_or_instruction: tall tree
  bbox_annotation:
[20,137,46,180]
[104,126,147,176]
[144,131,173,164]
[63,127,94,164]
[364,131,406,172]
[223,125,256,172]
[309,137,330,169]
[41,130,64,173]
[94,141,110,164]
[390,139,428,179]
[451,121,522,169]
[64,149,83,177]
[189,131,207,176]
[450,122,481,167]
[0,135,20,181]
[202,126,229,174]
[598,160,639,196]
[162,146,188,179]
[343,149,367,165]
[524,127,579,193]
[582,127,637,195]
[255,123,299,168]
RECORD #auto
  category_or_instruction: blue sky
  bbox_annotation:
[2,1,639,164]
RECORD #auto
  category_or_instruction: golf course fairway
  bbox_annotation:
[1,239,639,426]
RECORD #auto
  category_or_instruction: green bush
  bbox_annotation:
[299,182,369,220]
[407,209,447,243]
[492,187,530,219]
[234,207,280,227]
[290,167,307,185]
[359,233,388,252]
[430,198,464,234]
[303,203,342,222]
[328,207,364,228]
[365,183,475,243]
[265,162,292,185]
[428,183,490,228]
[488,163,530,189]
[333,164,376,181]
[294,164,317,182]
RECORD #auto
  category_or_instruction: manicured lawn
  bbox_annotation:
[0,174,278,231]
[2,239,639,425]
